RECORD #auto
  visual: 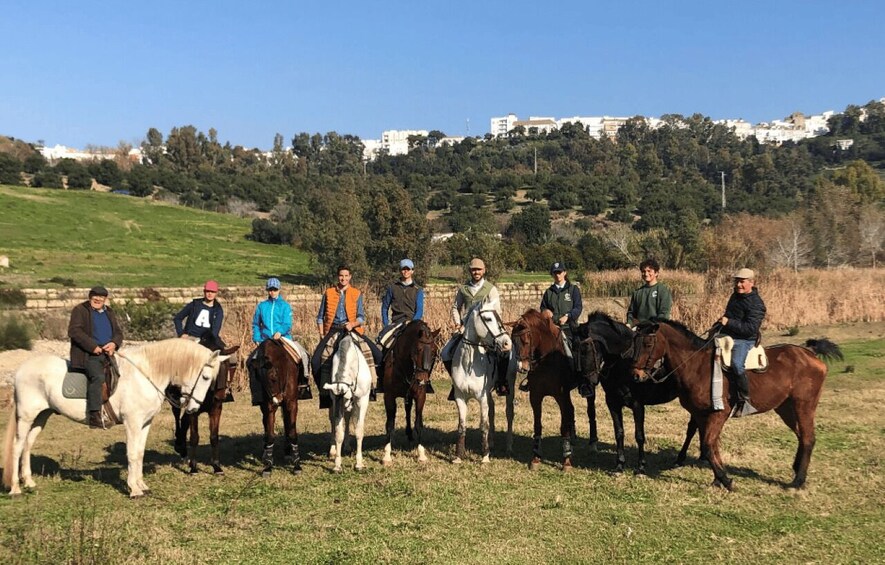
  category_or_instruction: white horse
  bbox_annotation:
[450,303,512,464]
[3,339,229,498]
[324,332,372,472]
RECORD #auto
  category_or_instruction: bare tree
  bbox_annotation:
[858,205,884,268]
[769,215,813,272]
[602,224,637,263]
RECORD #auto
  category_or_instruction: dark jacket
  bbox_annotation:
[173,298,224,338]
[381,281,424,326]
[540,281,583,330]
[68,301,124,369]
[721,288,766,340]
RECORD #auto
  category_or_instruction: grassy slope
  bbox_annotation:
[0,185,310,287]
[0,337,882,563]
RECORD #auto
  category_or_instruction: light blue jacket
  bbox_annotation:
[252,296,293,342]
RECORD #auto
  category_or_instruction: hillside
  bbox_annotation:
[0,185,311,288]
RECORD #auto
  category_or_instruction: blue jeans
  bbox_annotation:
[730,338,753,399]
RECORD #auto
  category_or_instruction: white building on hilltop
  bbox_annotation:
[490,114,518,137]
[381,129,429,156]
[40,144,142,164]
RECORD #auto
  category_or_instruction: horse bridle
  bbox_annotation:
[463,307,509,354]
[578,336,607,381]
[409,333,437,388]
[253,340,295,405]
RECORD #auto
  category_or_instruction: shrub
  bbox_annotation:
[0,288,27,308]
[117,299,178,340]
[0,316,32,351]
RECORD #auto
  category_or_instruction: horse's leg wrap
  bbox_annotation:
[262,443,274,467]
[562,436,573,460]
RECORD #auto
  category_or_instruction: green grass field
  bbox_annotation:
[0,337,882,564]
[0,185,311,288]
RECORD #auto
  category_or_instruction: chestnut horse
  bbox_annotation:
[576,312,699,474]
[381,320,440,466]
[168,332,239,474]
[632,320,842,490]
[508,309,577,471]
[249,339,304,477]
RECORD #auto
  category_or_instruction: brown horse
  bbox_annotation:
[249,339,304,477]
[380,320,440,466]
[508,309,577,471]
[169,332,240,474]
[632,320,843,490]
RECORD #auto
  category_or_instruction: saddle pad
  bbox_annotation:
[62,371,88,399]
[715,336,768,371]
[378,322,405,350]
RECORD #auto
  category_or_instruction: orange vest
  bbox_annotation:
[322,286,365,335]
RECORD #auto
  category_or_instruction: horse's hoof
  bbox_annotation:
[562,464,573,473]
[291,466,302,476]
[143,489,152,496]
[382,459,393,468]
[452,457,462,465]
[673,459,686,468]
[634,468,647,477]
[9,492,23,499]
[212,466,224,475]
[481,455,490,464]
[188,467,199,475]
[529,460,541,471]
[614,465,625,474]
[355,465,365,472]
[261,469,272,478]
[130,493,145,500]
[333,467,342,474]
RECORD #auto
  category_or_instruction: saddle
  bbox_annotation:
[714,336,768,372]
[62,356,121,427]
[377,322,407,351]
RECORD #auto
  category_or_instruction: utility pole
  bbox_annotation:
[720,171,726,209]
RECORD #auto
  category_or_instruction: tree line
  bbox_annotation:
[1,100,883,278]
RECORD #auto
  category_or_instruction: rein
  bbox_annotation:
[635,328,717,384]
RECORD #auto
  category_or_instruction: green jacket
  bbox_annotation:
[627,283,672,325]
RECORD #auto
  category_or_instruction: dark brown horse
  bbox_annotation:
[632,320,842,490]
[249,339,304,477]
[380,320,440,466]
[508,309,577,471]
[576,312,699,474]
[169,332,240,474]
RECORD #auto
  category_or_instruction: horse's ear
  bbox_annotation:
[218,354,232,363]
[207,350,220,361]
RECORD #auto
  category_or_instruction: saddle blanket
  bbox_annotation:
[62,371,89,399]
[377,322,406,350]
[714,336,768,371]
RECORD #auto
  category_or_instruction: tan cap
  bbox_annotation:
[733,268,755,279]
[468,258,486,270]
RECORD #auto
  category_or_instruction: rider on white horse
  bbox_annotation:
[68,286,124,429]
[440,257,509,395]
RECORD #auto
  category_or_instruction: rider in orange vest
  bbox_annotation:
[311,265,382,403]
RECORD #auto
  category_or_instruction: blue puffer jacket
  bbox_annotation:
[252,296,293,342]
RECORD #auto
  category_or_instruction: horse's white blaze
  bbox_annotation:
[327,334,372,473]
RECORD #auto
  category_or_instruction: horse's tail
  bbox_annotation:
[2,398,17,489]
[805,339,844,363]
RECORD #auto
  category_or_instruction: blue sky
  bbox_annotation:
[2,1,883,149]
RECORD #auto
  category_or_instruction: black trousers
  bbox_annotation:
[85,355,105,412]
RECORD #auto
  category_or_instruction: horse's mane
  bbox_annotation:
[580,311,633,352]
[517,308,555,333]
[654,319,710,349]
[126,339,210,386]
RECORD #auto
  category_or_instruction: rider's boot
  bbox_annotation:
[88,410,104,429]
